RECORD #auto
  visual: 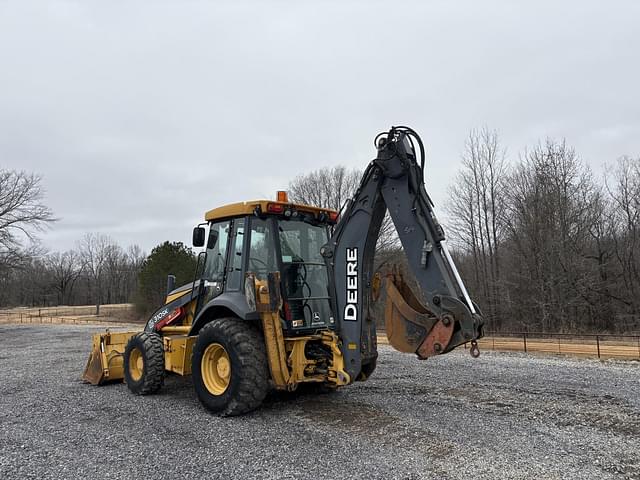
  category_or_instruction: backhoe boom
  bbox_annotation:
[323,126,484,380]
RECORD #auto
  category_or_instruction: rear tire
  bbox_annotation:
[192,318,269,416]
[123,332,165,395]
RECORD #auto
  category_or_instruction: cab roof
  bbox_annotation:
[204,199,338,223]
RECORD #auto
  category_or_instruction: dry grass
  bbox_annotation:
[0,303,143,326]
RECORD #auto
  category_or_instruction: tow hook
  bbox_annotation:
[470,339,480,358]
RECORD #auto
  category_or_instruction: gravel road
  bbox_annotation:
[1,324,638,479]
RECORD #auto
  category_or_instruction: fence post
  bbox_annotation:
[492,337,495,351]
[636,336,639,360]
[523,333,527,353]
[558,337,561,354]
[596,335,600,359]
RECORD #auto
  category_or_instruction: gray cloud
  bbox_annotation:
[1,0,638,253]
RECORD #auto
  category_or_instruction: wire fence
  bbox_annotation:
[3,309,640,360]
[472,331,640,360]
[0,304,139,326]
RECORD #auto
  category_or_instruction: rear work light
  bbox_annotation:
[266,203,285,214]
[276,191,289,202]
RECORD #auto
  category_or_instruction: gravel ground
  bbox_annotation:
[0,324,638,480]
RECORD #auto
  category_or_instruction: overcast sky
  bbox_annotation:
[1,1,638,254]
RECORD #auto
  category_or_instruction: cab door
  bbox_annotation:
[225,217,247,292]
[192,217,249,324]
[202,220,232,288]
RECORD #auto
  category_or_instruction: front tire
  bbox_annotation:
[123,332,165,395]
[192,318,269,416]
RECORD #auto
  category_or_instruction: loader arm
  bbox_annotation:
[322,126,484,380]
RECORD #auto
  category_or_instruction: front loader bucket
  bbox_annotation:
[82,330,139,385]
[384,274,454,359]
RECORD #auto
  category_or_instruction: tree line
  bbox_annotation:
[446,128,639,334]
[0,231,143,309]
[0,171,199,315]
[3,130,639,334]
[0,234,197,318]
[288,134,640,335]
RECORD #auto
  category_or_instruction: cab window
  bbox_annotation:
[202,220,230,282]
[248,218,277,280]
[226,219,246,290]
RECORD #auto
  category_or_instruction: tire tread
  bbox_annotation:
[195,318,269,416]
[124,332,165,395]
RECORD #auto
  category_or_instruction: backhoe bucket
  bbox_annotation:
[384,274,454,359]
[82,330,138,385]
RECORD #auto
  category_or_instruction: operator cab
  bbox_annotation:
[192,191,338,335]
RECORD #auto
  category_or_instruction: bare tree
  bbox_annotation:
[447,128,508,327]
[288,165,398,256]
[0,170,55,268]
[289,166,361,212]
[78,233,114,314]
[45,250,83,305]
[124,244,146,300]
[605,156,640,318]
[445,132,632,334]
[503,139,598,331]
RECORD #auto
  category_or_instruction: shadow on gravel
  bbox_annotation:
[258,385,457,459]
[265,389,395,429]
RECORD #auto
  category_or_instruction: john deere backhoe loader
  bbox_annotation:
[83,126,484,416]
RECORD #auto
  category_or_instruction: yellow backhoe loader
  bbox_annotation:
[83,126,484,416]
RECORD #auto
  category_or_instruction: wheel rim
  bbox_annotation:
[129,347,144,381]
[201,343,231,395]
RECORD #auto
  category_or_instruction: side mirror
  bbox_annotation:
[192,226,206,247]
